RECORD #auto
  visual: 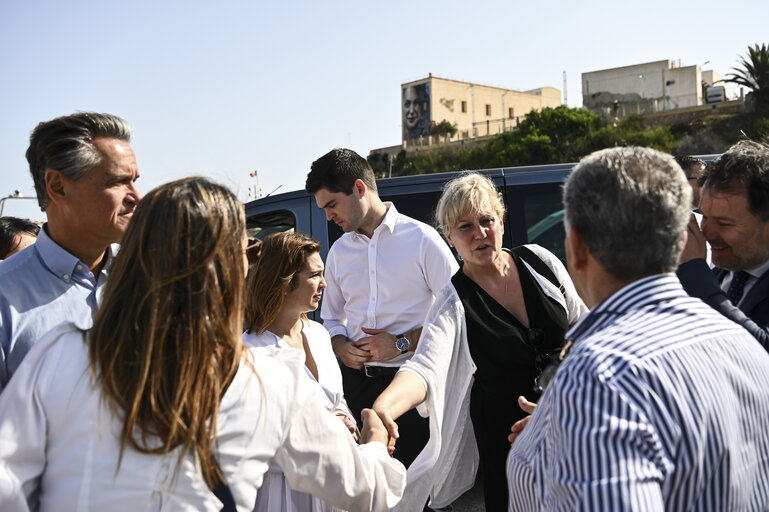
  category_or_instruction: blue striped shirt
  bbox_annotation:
[507,273,769,511]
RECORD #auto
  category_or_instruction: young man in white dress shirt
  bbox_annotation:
[305,148,458,471]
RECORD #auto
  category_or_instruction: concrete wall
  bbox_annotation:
[582,60,723,116]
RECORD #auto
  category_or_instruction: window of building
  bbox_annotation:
[485,104,491,116]
[508,107,514,119]
[461,100,467,113]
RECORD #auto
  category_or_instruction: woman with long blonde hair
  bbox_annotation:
[0,177,405,511]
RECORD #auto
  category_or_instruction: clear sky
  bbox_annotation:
[1,0,767,222]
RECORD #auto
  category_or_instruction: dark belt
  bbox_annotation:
[361,365,399,378]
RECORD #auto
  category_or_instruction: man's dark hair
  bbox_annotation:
[674,155,706,178]
[305,148,377,195]
[702,140,769,221]
[25,112,132,211]
[0,217,40,259]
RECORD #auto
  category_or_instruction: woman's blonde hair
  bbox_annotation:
[435,172,506,236]
[244,231,321,335]
[89,176,246,488]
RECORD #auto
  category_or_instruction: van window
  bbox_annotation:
[247,210,296,242]
[505,183,566,264]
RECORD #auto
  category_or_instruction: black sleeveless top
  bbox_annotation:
[451,248,569,404]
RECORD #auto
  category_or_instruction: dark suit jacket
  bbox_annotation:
[677,258,769,351]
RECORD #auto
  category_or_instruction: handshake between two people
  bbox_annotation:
[365,395,539,457]
[358,408,397,449]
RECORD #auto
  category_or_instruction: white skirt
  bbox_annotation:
[254,466,346,512]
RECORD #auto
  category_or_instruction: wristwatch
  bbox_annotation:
[395,335,410,354]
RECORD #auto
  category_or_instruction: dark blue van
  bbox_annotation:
[245,162,573,266]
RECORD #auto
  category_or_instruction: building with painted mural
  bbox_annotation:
[401,74,562,146]
[582,60,727,117]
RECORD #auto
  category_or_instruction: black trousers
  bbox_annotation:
[470,384,514,510]
[340,363,430,468]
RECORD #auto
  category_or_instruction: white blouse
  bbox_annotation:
[0,322,405,511]
[243,319,350,418]
[243,319,354,512]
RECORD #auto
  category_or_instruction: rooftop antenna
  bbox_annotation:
[264,185,282,198]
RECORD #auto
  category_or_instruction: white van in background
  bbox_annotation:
[706,85,727,103]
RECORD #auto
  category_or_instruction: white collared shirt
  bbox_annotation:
[0,323,406,511]
[321,203,458,368]
[720,257,769,306]
[243,319,348,414]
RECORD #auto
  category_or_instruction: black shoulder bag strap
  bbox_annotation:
[512,245,562,293]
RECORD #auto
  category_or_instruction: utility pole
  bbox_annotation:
[563,71,568,106]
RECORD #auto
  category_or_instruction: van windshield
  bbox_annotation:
[247,210,296,242]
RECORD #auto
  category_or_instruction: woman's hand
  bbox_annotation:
[360,408,391,447]
[508,396,537,445]
[335,410,360,442]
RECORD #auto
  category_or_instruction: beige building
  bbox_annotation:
[402,74,561,145]
[582,60,724,117]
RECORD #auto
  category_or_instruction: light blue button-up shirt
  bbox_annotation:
[0,225,116,391]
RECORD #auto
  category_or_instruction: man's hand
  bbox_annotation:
[371,406,400,455]
[508,396,537,445]
[360,408,390,447]
[331,335,371,369]
[680,213,707,263]
[356,328,401,362]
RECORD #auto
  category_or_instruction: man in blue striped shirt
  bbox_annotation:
[507,146,769,510]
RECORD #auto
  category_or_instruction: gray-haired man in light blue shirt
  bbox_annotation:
[0,113,141,391]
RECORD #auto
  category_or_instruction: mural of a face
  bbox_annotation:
[402,83,430,141]
[403,86,420,130]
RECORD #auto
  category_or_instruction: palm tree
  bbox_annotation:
[725,43,769,112]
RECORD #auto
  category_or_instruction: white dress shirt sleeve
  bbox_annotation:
[419,228,459,296]
[266,351,407,511]
[319,246,349,340]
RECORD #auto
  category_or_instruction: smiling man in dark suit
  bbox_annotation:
[677,139,769,350]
